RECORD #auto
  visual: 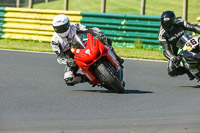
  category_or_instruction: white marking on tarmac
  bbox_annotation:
[0,49,54,54]
[124,57,167,62]
[0,49,167,63]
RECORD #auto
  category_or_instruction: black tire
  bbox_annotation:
[96,62,125,93]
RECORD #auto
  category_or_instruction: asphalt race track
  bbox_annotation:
[0,50,200,133]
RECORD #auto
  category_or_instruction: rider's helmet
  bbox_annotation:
[53,14,70,38]
[160,10,176,32]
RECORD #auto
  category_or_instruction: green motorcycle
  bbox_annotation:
[177,33,200,81]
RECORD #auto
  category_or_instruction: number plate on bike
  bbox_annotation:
[183,37,199,51]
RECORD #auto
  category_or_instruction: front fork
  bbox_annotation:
[117,65,124,85]
[106,49,119,70]
[107,49,124,84]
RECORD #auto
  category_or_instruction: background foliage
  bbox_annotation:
[32,0,200,22]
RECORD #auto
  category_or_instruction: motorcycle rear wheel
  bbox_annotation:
[96,62,125,93]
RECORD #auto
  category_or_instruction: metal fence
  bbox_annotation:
[0,0,55,7]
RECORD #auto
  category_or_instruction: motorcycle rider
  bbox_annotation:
[158,10,200,80]
[51,14,124,86]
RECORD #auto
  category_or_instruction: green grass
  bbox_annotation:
[114,47,166,60]
[0,38,166,61]
[31,0,200,23]
[0,39,53,52]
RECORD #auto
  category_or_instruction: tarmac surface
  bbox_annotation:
[0,50,200,133]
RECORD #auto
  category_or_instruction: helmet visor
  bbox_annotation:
[53,23,70,33]
[57,29,70,38]
[161,18,175,31]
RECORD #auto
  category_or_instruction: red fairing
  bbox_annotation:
[71,33,106,67]
[70,33,118,84]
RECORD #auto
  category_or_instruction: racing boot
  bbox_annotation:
[116,55,124,64]
[111,48,124,65]
[114,51,124,65]
[65,74,89,86]
[186,71,195,80]
[177,67,195,80]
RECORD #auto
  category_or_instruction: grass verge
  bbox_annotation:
[0,39,53,52]
[0,38,166,61]
[31,0,200,23]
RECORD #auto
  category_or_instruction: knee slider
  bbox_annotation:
[64,71,75,84]
[64,77,75,84]
[64,73,83,85]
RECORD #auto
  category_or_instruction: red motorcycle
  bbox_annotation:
[70,33,125,93]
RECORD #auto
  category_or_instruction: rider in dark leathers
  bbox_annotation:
[51,14,124,86]
[158,10,200,80]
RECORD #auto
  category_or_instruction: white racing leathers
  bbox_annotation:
[51,24,108,86]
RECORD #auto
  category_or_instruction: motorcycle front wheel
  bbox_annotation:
[96,62,125,93]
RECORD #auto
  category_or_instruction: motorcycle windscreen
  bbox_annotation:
[74,34,103,66]
[176,34,192,49]
[71,34,86,49]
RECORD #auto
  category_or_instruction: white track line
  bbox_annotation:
[124,57,167,62]
[0,49,54,54]
[0,49,167,62]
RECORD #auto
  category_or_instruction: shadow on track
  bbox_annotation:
[125,90,154,94]
[74,89,154,94]
[193,85,200,88]
[180,85,200,88]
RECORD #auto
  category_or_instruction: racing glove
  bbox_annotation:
[67,58,77,67]
[171,56,181,66]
